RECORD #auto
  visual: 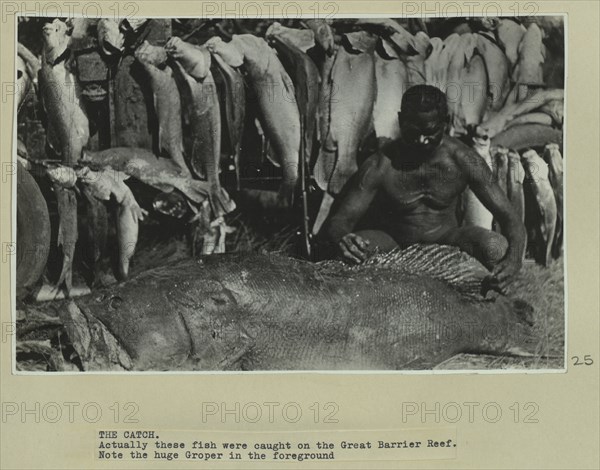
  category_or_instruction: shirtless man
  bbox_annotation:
[326,85,526,289]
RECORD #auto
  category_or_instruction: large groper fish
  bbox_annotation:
[59,245,535,371]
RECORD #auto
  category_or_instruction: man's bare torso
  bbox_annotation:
[367,135,472,244]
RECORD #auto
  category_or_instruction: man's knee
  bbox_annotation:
[480,234,508,268]
[451,228,508,269]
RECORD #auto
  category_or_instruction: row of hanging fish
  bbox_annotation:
[33,19,234,296]
[461,139,563,266]
[308,17,564,198]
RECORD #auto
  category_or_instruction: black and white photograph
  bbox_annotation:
[13,15,565,372]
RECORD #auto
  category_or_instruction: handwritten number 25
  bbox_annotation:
[571,355,594,366]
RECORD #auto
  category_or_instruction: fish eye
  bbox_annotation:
[108,296,123,310]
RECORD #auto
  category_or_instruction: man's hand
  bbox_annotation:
[491,256,521,291]
[338,233,371,264]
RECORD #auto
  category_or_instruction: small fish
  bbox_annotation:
[206,34,300,207]
[16,54,32,112]
[506,112,554,129]
[506,150,526,224]
[39,19,89,165]
[495,18,527,69]
[491,124,563,151]
[54,185,78,294]
[266,22,320,168]
[494,147,509,196]
[116,193,144,281]
[81,147,211,204]
[543,144,564,258]
[81,186,108,285]
[166,37,235,217]
[210,47,246,190]
[475,33,511,112]
[482,88,563,138]
[134,41,190,175]
[522,149,557,266]
[78,168,145,280]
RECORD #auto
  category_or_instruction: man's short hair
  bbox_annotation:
[401,85,448,118]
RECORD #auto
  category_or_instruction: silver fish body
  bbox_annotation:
[522,149,557,266]
[134,41,190,175]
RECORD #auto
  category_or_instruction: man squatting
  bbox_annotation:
[326,85,526,290]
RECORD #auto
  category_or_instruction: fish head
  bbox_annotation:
[164,36,186,57]
[97,19,124,56]
[522,149,550,181]
[266,22,315,53]
[135,40,167,67]
[121,18,148,33]
[507,149,522,165]
[474,295,536,355]
[42,19,70,64]
[205,36,244,68]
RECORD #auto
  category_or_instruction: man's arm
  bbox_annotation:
[456,146,527,280]
[325,153,383,262]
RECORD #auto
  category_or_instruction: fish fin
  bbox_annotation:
[265,142,280,168]
[60,301,133,371]
[208,39,244,68]
[362,244,491,298]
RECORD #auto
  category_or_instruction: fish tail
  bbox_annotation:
[314,138,337,191]
[116,203,140,281]
[209,186,237,218]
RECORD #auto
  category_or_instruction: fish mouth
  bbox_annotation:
[481,276,535,327]
[511,298,535,326]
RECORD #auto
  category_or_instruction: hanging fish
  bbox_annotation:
[80,186,108,285]
[210,50,246,190]
[314,31,377,195]
[53,185,78,294]
[496,18,527,70]
[78,168,146,280]
[134,41,190,175]
[522,149,557,266]
[543,144,564,258]
[512,23,546,101]
[165,37,235,217]
[372,38,409,144]
[491,147,509,233]
[266,22,320,168]
[506,150,526,225]
[205,34,300,207]
[39,19,88,295]
[38,19,89,166]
